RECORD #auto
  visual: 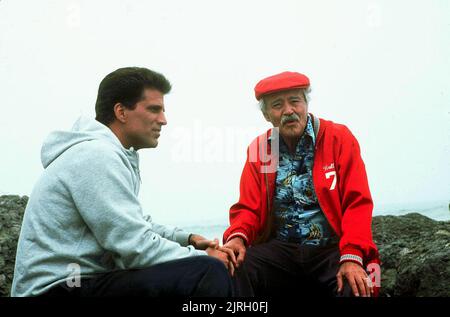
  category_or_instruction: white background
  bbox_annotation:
[0,0,449,225]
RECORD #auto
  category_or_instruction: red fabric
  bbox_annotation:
[254,71,310,100]
[223,114,381,295]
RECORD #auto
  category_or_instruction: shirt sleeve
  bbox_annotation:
[142,214,191,247]
[62,142,207,270]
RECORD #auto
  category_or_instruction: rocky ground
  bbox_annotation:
[0,195,28,297]
[372,213,450,296]
[0,195,449,297]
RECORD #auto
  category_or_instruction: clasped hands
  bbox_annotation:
[189,234,238,276]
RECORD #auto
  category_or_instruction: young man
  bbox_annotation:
[12,67,235,297]
[223,71,381,297]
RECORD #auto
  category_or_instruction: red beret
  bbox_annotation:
[254,71,310,100]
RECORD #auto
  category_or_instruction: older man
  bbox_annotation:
[223,71,380,297]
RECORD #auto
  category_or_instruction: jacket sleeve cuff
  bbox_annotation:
[339,254,364,267]
[174,231,191,247]
[226,232,249,245]
[340,245,364,266]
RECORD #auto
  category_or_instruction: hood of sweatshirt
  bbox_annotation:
[41,116,140,172]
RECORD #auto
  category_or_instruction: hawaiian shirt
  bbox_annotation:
[273,114,338,246]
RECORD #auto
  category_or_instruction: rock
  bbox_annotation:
[399,247,413,256]
[0,195,449,297]
[0,195,27,297]
[373,213,450,297]
[435,230,450,237]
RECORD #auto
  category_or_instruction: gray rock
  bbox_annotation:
[0,195,449,297]
[373,213,450,297]
[0,195,27,297]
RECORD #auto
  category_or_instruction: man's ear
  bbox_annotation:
[113,103,127,123]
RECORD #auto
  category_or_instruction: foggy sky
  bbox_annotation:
[1,0,449,225]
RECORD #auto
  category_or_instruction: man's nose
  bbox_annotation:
[283,102,295,115]
[158,112,167,126]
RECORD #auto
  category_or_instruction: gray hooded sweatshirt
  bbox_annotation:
[11,116,207,297]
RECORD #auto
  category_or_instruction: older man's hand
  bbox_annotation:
[336,262,373,297]
[223,237,246,268]
[204,239,237,276]
[190,235,237,276]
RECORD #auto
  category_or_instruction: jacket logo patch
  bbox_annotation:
[324,163,337,191]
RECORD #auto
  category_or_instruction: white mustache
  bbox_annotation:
[281,113,301,125]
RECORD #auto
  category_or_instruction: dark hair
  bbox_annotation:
[95,67,172,125]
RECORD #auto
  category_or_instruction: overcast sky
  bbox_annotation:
[0,0,449,225]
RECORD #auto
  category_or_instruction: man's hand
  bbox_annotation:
[223,237,246,268]
[336,262,373,297]
[205,245,238,276]
[190,235,237,276]
[189,234,219,250]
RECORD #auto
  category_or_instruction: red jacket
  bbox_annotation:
[223,114,381,290]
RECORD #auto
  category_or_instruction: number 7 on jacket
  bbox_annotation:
[325,171,337,190]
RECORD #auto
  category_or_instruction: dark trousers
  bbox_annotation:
[40,256,233,297]
[233,239,353,297]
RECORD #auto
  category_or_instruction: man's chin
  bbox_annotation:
[150,140,158,148]
[142,139,159,149]
[280,125,302,137]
